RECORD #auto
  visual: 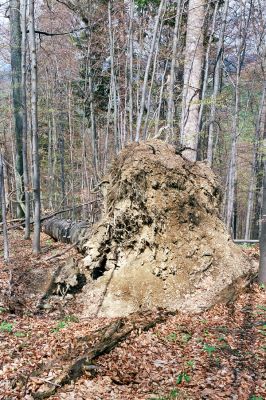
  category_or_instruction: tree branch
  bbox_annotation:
[34,26,87,37]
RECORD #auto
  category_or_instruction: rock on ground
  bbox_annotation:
[78,140,256,317]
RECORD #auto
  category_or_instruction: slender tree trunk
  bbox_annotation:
[143,19,163,139]
[21,0,30,239]
[251,157,263,239]
[180,0,206,161]
[46,75,53,209]
[207,0,229,166]
[245,85,266,240]
[154,61,168,137]
[198,1,218,133]
[0,153,9,263]
[225,0,251,232]
[10,0,24,218]
[166,0,182,142]
[28,0,41,254]
[258,49,266,283]
[128,0,134,142]
[135,0,165,142]
[259,157,266,284]
[68,82,75,214]
[225,70,239,231]
[59,117,66,208]
[108,1,120,153]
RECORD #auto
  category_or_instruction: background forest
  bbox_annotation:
[0,0,265,250]
[0,2,266,399]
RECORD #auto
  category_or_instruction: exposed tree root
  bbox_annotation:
[28,309,175,399]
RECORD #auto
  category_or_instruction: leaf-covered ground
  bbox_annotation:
[0,231,265,400]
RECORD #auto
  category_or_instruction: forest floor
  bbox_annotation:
[0,230,265,400]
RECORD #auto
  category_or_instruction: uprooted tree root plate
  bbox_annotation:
[75,140,257,317]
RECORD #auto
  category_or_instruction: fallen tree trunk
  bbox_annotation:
[0,201,98,233]
[42,217,90,252]
[27,309,175,399]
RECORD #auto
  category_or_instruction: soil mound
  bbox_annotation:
[79,140,255,317]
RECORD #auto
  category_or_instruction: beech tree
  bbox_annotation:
[9,0,24,217]
[28,0,41,254]
[0,152,9,262]
[258,49,266,284]
[20,0,30,239]
[180,0,206,161]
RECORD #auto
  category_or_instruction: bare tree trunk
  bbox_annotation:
[245,84,266,240]
[180,0,206,161]
[0,153,9,263]
[28,0,41,254]
[207,0,229,166]
[258,49,266,283]
[59,119,66,208]
[166,0,182,142]
[135,0,165,142]
[225,0,251,232]
[68,82,75,214]
[143,19,163,139]
[154,62,168,138]
[10,0,24,218]
[46,76,53,210]
[108,1,120,153]
[128,0,134,142]
[198,1,218,133]
[259,157,266,284]
[21,0,30,239]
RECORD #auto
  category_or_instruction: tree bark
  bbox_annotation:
[259,154,266,284]
[180,0,206,161]
[245,84,266,240]
[135,0,165,142]
[166,0,182,142]
[21,0,30,239]
[197,1,218,134]
[0,153,9,262]
[207,0,229,166]
[258,50,266,283]
[108,1,120,153]
[28,0,41,254]
[42,217,90,252]
[9,0,24,218]
[225,0,251,232]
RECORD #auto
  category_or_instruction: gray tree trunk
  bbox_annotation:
[28,0,41,254]
[135,0,165,142]
[9,0,24,218]
[180,0,206,161]
[225,0,251,232]
[258,50,266,284]
[245,85,266,240]
[197,1,218,134]
[166,0,182,142]
[108,1,120,153]
[21,0,30,239]
[259,156,266,284]
[207,0,229,166]
[0,153,9,262]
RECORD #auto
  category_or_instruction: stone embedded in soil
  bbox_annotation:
[78,140,257,317]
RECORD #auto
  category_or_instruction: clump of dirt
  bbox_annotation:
[79,140,256,317]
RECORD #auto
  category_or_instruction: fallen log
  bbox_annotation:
[0,201,97,233]
[28,309,175,399]
[42,217,90,253]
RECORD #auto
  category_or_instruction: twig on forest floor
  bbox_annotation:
[44,242,78,261]
[32,377,62,387]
